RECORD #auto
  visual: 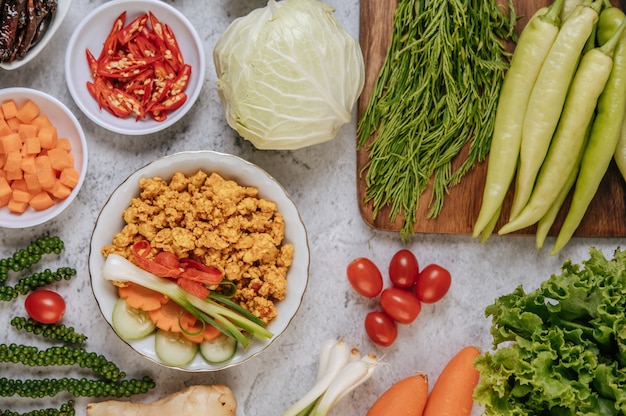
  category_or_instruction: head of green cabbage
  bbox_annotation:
[213,0,365,150]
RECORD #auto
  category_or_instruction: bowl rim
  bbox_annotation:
[0,0,73,70]
[64,0,206,136]
[0,87,88,228]
[88,150,310,371]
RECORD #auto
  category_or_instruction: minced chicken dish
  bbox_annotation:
[101,170,294,324]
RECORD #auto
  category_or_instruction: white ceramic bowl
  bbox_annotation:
[0,0,72,70]
[0,88,88,228]
[88,151,310,371]
[65,0,205,135]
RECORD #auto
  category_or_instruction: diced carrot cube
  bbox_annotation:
[6,168,23,181]
[5,118,20,132]
[12,188,32,203]
[1,133,21,154]
[18,123,39,140]
[23,136,41,155]
[50,180,71,200]
[47,148,73,171]
[0,192,9,208]
[11,179,27,191]
[16,100,40,124]
[29,191,54,211]
[0,118,10,136]
[38,125,58,149]
[4,151,21,172]
[20,155,37,174]
[1,100,18,119]
[56,138,72,151]
[59,167,79,189]
[7,198,28,213]
[0,177,11,200]
[35,155,56,189]
[23,173,41,192]
[30,114,51,128]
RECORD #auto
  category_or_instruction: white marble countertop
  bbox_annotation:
[0,1,622,415]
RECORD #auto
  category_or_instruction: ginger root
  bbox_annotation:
[86,385,237,416]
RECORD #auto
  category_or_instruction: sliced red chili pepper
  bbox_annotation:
[169,64,191,95]
[132,241,180,278]
[86,49,98,78]
[179,259,222,285]
[151,92,187,113]
[98,11,126,62]
[97,55,161,78]
[178,278,210,299]
[117,13,148,45]
[133,34,159,58]
[149,12,184,72]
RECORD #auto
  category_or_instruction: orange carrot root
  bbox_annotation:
[366,372,429,416]
[423,345,481,416]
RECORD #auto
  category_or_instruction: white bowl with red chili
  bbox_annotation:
[64,0,205,135]
[88,151,310,371]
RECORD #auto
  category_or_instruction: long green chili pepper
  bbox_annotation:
[509,0,602,220]
[552,17,626,254]
[357,0,515,242]
[535,121,592,249]
[472,0,564,239]
[499,17,617,235]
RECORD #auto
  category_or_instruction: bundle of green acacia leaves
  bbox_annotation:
[357,0,516,241]
[475,247,626,415]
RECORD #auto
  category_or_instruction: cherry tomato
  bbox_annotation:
[347,257,383,298]
[24,290,66,324]
[388,249,419,288]
[364,311,397,347]
[379,287,422,324]
[415,264,451,304]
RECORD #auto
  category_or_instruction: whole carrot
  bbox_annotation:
[509,0,601,220]
[472,0,564,239]
[366,373,428,416]
[499,18,615,235]
[422,346,480,416]
[552,17,626,254]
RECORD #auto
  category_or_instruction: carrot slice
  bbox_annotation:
[367,373,428,416]
[423,346,481,416]
[148,299,186,332]
[179,312,221,344]
[118,282,168,311]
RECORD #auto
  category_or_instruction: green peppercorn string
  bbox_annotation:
[10,317,87,345]
[0,399,75,416]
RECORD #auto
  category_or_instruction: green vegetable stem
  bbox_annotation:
[472,0,564,239]
[499,10,613,236]
[551,16,626,255]
[357,0,515,242]
[508,0,602,220]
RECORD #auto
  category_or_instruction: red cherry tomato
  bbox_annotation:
[24,290,66,324]
[388,249,419,288]
[415,264,451,304]
[364,311,397,347]
[347,257,383,298]
[379,287,422,324]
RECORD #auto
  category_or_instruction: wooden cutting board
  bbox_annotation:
[356,0,626,237]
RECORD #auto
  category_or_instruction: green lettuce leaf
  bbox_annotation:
[474,247,626,415]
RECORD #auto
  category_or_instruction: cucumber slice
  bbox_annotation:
[199,333,237,363]
[111,298,156,340]
[155,329,198,367]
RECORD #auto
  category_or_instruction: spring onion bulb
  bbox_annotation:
[282,339,381,416]
[101,254,273,348]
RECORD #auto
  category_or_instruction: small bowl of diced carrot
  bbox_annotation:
[0,87,88,228]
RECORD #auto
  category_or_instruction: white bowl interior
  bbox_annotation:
[0,87,88,228]
[0,0,73,70]
[65,0,206,135]
[89,151,310,371]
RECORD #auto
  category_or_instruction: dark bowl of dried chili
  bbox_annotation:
[64,0,205,135]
